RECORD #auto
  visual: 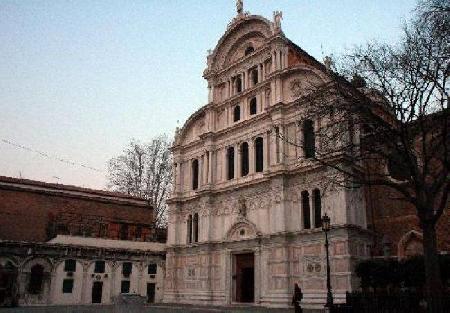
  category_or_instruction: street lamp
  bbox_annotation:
[322,213,334,310]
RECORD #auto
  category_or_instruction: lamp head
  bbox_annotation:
[321,214,331,231]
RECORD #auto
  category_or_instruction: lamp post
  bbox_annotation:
[322,213,334,311]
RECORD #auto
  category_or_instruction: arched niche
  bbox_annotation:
[398,230,423,259]
[225,219,260,241]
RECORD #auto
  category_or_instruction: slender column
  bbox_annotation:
[264,131,270,171]
[280,125,285,163]
[208,150,213,184]
[249,139,255,174]
[222,148,227,182]
[261,62,266,80]
[199,156,203,187]
[310,190,315,228]
[272,51,276,71]
[258,64,263,83]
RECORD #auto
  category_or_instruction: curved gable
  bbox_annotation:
[210,16,273,71]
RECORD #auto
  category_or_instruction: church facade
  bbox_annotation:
[164,4,372,309]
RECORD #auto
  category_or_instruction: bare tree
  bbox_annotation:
[280,1,448,311]
[107,135,172,228]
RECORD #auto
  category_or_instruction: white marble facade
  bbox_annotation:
[165,6,372,309]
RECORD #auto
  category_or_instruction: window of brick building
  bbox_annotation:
[94,261,105,274]
[62,279,74,293]
[121,280,130,293]
[303,120,315,158]
[227,147,235,180]
[148,264,157,275]
[241,142,249,176]
[302,191,311,229]
[193,213,199,243]
[249,97,257,115]
[187,214,193,243]
[245,46,254,56]
[28,264,44,294]
[313,189,322,228]
[122,262,132,277]
[233,105,241,122]
[64,259,76,272]
[235,76,242,93]
[192,159,199,190]
[255,137,264,172]
[251,68,258,86]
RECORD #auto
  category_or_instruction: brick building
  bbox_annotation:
[0,176,166,307]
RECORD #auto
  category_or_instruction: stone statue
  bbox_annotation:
[273,11,283,32]
[236,0,243,14]
[238,196,247,217]
[323,56,333,72]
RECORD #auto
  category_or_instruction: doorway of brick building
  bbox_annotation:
[232,252,254,303]
[91,281,103,303]
[147,283,156,303]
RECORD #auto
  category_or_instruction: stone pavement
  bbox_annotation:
[0,304,323,313]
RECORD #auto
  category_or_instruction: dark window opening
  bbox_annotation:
[120,280,130,294]
[255,137,264,173]
[187,214,193,243]
[303,120,315,158]
[388,152,414,181]
[94,261,105,274]
[233,105,241,122]
[313,189,322,228]
[302,191,311,229]
[122,262,132,276]
[245,46,254,56]
[64,259,76,272]
[193,213,199,243]
[192,159,199,190]
[251,69,258,86]
[241,142,249,177]
[249,97,257,115]
[62,279,74,293]
[148,264,157,275]
[235,76,242,93]
[135,226,142,240]
[119,224,128,240]
[227,147,235,180]
[28,264,44,294]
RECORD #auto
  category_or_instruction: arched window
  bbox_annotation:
[241,142,249,176]
[302,191,311,229]
[193,213,199,243]
[249,97,257,115]
[192,159,199,190]
[245,46,255,56]
[251,68,258,86]
[187,214,192,243]
[233,105,241,122]
[255,137,264,172]
[28,264,44,294]
[227,146,235,180]
[235,76,242,93]
[313,189,322,228]
[303,120,315,158]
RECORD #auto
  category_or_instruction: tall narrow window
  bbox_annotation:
[303,120,315,158]
[28,264,44,294]
[235,76,242,93]
[62,279,74,293]
[313,189,322,228]
[122,262,132,276]
[302,191,311,229]
[251,68,258,86]
[241,142,249,176]
[94,261,105,274]
[227,147,235,180]
[121,280,130,294]
[64,259,76,272]
[187,214,192,243]
[249,97,257,115]
[192,159,199,190]
[193,213,199,243]
[119,224,128,240]
[255,137,264,172]
[233,105,241,122]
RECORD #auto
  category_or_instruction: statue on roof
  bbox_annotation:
[236,0,243,15]
[273,11,283,32]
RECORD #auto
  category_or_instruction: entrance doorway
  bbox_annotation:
[147,283,156,303]
[233,253,254,303]
[91,281,103,303]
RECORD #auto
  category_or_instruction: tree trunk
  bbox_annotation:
[421,220,444,313]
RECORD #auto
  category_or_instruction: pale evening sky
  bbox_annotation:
[0,0,417,189]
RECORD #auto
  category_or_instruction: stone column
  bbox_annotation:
[110,262,117,302]
[279,125,285,164]
[310,190,315,228]
[249,139,255,174]
[261,62,265,81]
[272,51,277,71]
[264,131,270,171]
[208,150,213,184]
[81,262,89,304]
[137,263,143,295]
[222,148,227,182]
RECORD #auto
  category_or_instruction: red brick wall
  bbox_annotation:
[0,187,154,242]
[366,184,450,256]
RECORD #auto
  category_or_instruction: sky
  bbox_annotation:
[0,0,417,189]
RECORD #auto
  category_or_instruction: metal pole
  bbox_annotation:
[325,229,333,308]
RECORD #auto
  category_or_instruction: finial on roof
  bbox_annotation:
[236,0,243,15]
[273,11,283,33]
[323,55,333,72]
